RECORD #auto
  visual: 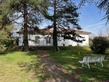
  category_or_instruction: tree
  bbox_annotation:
[45,0,82,51]
[90,37,109,54]
[0,25,14,53]
[0,0,48,51]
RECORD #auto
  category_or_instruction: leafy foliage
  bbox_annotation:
[0,0,48,28]
[2,39,14,47]
[0,25,14,53]
[90,37,109,54]
[0,44,6,53]
[0,0,49,51]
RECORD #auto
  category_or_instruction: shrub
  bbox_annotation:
[2,39,14,47]
[0,44,6,54]
[90,37,109,54]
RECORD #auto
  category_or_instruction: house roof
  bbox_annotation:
[74,30,91,35]
[44,29,91,35]
[17,29,91,35]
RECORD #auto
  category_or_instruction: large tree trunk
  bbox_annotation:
[53,0,58,51]
[22,0,29,51]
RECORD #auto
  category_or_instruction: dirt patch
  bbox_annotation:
[38,50,81,82]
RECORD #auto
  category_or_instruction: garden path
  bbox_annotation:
[38,50,81,82]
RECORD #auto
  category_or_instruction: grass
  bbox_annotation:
[49,46,109,82]
[0,51,39,82]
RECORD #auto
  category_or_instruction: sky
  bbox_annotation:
[73,0,109,36]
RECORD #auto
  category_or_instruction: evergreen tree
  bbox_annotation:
[45,0,82,51]
[0,0,48,51]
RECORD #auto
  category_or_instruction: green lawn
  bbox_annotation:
[0,51,39,82]
[49,46,109,82]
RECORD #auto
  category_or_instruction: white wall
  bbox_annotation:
[19,34,23,46]
[18,34,52,46]
[18,34,90,46]
[77,35,89,46]
[57,34,89,46]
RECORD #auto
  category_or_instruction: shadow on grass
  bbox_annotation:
[0,48,39,71]
[17,60,39,72]
[49,46,109,82]
[16,51,39,72]
[79,63,109,81]
[27,51,38,56]
[49,46,92,66]
[0,46,22,55]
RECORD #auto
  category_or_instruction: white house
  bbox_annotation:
[17,29,91,46]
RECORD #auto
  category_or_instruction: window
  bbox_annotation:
[35,36,40,44]
[46,36,51,44]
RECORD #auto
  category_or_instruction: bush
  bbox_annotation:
[0,44,6,54]
[2,39,14,47]
[90,37,109,54]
